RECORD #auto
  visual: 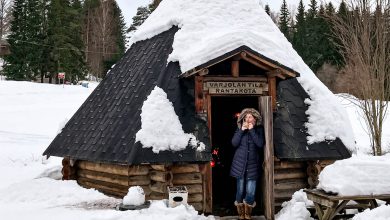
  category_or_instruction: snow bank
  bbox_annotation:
[318,155,390,196]
[275,189,314,220]
[0,177,212,220]
[0,80,97,189]
[129,0,355,151]
[352,205,390,220]
[136,86,205,153]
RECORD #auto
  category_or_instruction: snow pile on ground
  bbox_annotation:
[123,186,145,206]
[352,205,390,220]
[0,177,212,220]
[275,189,314,220]
[136,86,205,153]
[129,0,355,151]
[0,80,97,189]
[318,155,390,196]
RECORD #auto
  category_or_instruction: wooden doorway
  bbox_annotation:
[209,96,264,216]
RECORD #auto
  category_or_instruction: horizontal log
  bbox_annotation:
[274,189,297,200]
[148,192,167,200]
[150,181,168,194]
[78,169,128,186]
[95,188,125,198]
[78,178,128,197]
[150,164,169,172]
[184,184,203,194]
[78,161,149,176]
[274,161,305,170]
[77,176,152,196]
[78,176,128,191]
[129,175,151,186]
[188,193,203,203]
[150,170,173,183]
[189,202,203,211]
[274,170,307,180]
[172,173,203,185]
[78,169,150,186]
[274,180,308,190]
[171,164,200,174]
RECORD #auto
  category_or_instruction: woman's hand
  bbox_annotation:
[248,123,254,130]
[242,122,248,130]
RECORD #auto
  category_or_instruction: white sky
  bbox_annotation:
[116,0,341,27]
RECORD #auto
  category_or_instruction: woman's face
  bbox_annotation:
[245,113,256,125]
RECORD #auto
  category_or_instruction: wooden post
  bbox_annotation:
[200,163,212,213]
[268,77,276,111]
[231,60,239,77]
[195,76,204,113]
[260,96,274,220]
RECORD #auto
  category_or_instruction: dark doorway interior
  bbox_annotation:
[211,96,264,216]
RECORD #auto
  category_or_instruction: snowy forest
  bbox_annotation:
[1,0,126,83]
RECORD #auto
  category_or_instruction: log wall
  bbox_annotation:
[73,160,207,212]
[274,159,308,210]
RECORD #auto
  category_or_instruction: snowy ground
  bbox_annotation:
[0,80,389,219]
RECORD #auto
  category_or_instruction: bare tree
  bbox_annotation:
[330,0,390,155]
[83,0,119,79]
[0,0,12,54]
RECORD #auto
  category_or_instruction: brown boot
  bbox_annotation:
[234,201,245,220]
[243,201,256,220]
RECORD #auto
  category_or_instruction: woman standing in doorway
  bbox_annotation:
[231,108,265,220]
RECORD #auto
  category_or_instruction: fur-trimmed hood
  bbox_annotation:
[237,108,262,128]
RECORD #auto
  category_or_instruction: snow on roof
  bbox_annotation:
[129,0,355,151]
[135,86,205,153]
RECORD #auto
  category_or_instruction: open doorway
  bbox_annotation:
[211,96,264,216]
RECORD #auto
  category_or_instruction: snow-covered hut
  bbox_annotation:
[43,0,354,218]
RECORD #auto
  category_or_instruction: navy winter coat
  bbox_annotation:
[230,126,265,179]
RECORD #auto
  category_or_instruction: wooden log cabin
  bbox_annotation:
[43,2,352,220]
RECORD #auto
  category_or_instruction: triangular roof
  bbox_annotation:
[130,0,354,151]
[44,27,211,164]
[44,0,354,164]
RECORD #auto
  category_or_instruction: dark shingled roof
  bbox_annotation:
[43,27,211,165]
[274,78,351,161]
[43,26,351,164]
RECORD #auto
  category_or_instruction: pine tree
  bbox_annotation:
[3,0,28,80]
[278,0,291,40]
[47,0,86,83]
[337,0,348,21]
[128,0,162,33]
[324,2,343,66]
[67,0,87,83]
[128,6,150,33]
[264,4,271,16]
[305,0,323,71]
[4,0,46,80]
[27,0,47,79]
[292,0,307,63]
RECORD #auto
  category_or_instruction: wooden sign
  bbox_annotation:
[203,81,267,95]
